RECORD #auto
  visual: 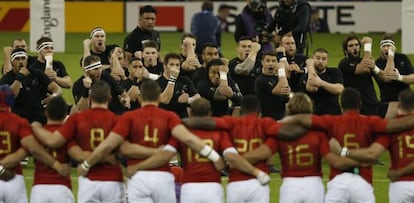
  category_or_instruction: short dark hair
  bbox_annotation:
[262,51,277,59]
[36,36,53,48]
[84,55,100,67]
[140,5,157,16]
[399,88,414,113]
[381,33,394,41]
[164,53,182,65]
[241,95,261,114]
[129,57,141,65]
[141,80,161,102]
[206,58,224,70]
[340,88,361,110]
[202,43,218,53]
[313,48,329,55]
[46,96,67,121]
[190,98,211,117]
[90,80,111,104]
[201,1,213,11]
[181,33,197,42]
[238,36,253,42]
[342,35,360,56]
[219,4,231,11]
[143,40,159,51]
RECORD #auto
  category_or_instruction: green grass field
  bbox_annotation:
[1,31,409,202]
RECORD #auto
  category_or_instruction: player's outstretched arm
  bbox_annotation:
[386,114,414,133]
[388,161,414,182]
[120,141,160,159]
[335,142,386,162]
[243,144,273,165]
[78,131,124,176]
[21,135,69,176]
[224,148,270,185]
[279,114,313,128]
[172,124,221,166]
[31,122,66,148]
[0,148,27,168]
[277,123,308,141]
[182,117,216,130]
[323,152,363,170]
[126,148,176,178]
[68,145,118,165]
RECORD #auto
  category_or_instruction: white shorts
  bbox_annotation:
[226,179,269,203]
[279,176,324,203]
[30,184,74,203]
[181,182,224,203]
[78,176,124,203]
[325,173,375,203]
[389,181,414,203]
[0,174,27,203]
[127,171,175,203]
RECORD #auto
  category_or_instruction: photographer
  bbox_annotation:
[234,0,273,52]
[268,0,311,55]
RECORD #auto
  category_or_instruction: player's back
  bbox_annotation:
[278,130,327,178]
[219,114,279,182]
[113,105,182,171]
[0,110,31,174]
[60,107,122,181]
[380,115,414,181]
[313,111,386,147]
[121,105,180,147]
[312,111,387,183]
[178,129,231,183]
[68,108,118,151]
[33,124,71,188]
[0,110,28,147]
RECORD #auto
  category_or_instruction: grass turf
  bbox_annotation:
[1,31,410,203]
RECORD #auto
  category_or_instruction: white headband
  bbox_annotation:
[84,61,102,71]
[37,42,54,52]
[10,51,28,62]
[380,39,395,48]
[90,28,105,38]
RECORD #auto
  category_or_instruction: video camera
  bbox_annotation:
[250,0,267,12]
[250,0,272,44]
[274,0,297,34]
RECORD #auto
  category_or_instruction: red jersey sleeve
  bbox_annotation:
[18,119,33,139]
[57,114,77,140]
[262,118,280,137]
[167,112,182,130]
[215,117,232,130]
[374,134,390,149]
[368,116,387,134]
[112,113,133,138]
[220,132,234,152]
[311,115,333,136]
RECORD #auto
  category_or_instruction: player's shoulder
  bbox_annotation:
[2,111,26,123]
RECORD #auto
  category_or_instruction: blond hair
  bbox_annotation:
[286,93,313,115]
